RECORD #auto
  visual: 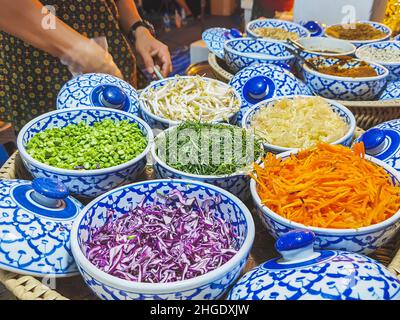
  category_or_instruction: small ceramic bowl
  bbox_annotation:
[294,37,356,76]
[250,152,400,254]
[302,57,389,100]
[151,126,257,201]
[246,19,310,41]
[139,76,242,130]
[17,107,153,198]
[71,179,255,300]
[296,37,356,67]
[224,38,295,73]
[324,21,392,48]
[241,95,356,153]
[356,41,400,81]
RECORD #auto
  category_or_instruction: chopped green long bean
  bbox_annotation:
[26,119,147,170]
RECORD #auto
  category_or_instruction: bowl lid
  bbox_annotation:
[0,178,83,277]
[202,27,242,59]
[357,119,400,171]
[229,63,313,124]
[228,230,400,300]
[56,73,139,115]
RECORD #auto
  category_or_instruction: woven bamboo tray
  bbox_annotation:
[1,151,399,300]
[208,53,400,130]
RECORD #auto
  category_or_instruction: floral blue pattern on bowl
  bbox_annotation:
[139,76,241,129]
[0,178,83,277]
[17,107,153,198]
[71,179,255,300]
[246,19,310,41]
[241,95,356,154]
[303,57,389,100]
[357,119,400,174]
[229,63,312,124]
[380,80,400,100]
[151,127,252,201]
[224,38,295,73]
[356,41,400,81]
[250,152,400,254]
[57,73,140,115]
[228,230,400,300]
[324,21,392,48]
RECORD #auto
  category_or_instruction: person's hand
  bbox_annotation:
[60,38,123,79]
[135,27,172,78]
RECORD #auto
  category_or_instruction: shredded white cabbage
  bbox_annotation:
[250,96,349,148]
[141,76,240,122]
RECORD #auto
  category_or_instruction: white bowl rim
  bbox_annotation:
[303,57,389,82]
[223,37,294,60]
[324,20,392,44]
[297,37,357,56]
[71,179,255,294]
[250,152,400,235]
[17,107,154,176]
[355,40,400,66]
[246,18,311,39]
[151,125,257,179]
[241,95,357,153]
[139,76,242,126]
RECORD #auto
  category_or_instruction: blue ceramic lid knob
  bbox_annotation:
[230,28,243,38]
[302,20,323,37]
[31,178,69,208]
[32,178,69,199]
[275,230,315,252]
[361,128,386,151]
[99,85,127,109]
[243,76,276,103]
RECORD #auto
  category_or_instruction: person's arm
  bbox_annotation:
[116,0,172,77]
[0,0,122,78]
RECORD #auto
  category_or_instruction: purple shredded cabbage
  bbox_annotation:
[85,190,238,283]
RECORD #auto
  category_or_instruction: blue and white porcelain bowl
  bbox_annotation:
[303,57,389,100]
[139,76,241,130]
[241,95,356,153]
[325,21,392,48]
[356,41,400,81]
[250,152,400,254]
[151,127,255,201]
[71,179,255,300]
[229,64,313,124]
[295,37,356,72]
[246,19,310,41]
[229,230,400,300]
[17,107,153,198]
[57,73,140,115]
[224,38,295,73]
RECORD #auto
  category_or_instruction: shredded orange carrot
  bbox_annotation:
[251,143,400,229]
